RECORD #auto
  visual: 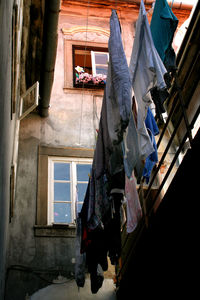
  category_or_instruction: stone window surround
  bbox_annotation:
[35,145,94,237]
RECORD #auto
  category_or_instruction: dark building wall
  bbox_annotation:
[117,129,199,299]
[0,0,15,298]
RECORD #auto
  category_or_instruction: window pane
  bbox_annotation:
[74,49,92,74]
[54,163,70,180]
[54,182,70,201]
[77,203,83,214]
[54,202,71,223]
[96,66,108,75]
[77,164,91,181]
[77,183,88,202]
[95,53,108,64]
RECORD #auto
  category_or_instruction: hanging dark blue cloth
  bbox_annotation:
[142,107,159,183]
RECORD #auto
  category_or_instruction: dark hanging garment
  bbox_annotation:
[75,216,86,288]
[150,0,178,71]
[150,0,179,120]
[77,9,130,294]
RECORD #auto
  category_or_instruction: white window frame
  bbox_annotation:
[91,51,109,76]
[48,156,92,225]
[18,81,39,120]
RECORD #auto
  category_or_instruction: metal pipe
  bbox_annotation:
[39,0,61,117]
[63,0,194,10]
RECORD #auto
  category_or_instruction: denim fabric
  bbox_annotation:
[106,9,132,145]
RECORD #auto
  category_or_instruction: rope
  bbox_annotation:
[78,0,90,145]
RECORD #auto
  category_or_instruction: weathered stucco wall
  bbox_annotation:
[0,0,24,298]
[6,2,135,299]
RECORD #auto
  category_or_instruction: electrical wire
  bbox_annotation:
[78,0,90,145]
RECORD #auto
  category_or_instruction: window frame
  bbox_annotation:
[36,146,94,227]
[72,45,108,89]
[48,156,92,225]
[91,51,109,77]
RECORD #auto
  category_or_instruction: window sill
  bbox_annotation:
[74,83,105,89]
[34,224,76,238]
[63,87,104,95]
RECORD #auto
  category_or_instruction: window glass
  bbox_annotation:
[95,53,108,65]
[77,183,88,202]
[77,164,91,181]
[96,66,108,75]
[91,51,109,76]
[77,203,83,214]
[54,182,70,201]
[54,163,70,180]
[49,158,92,225]
[54,202,71,223]
[74,49,92,74]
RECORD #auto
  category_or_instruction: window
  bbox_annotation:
[48,157,92,225]
[36,146,94,230]
[63,40,108,90]
[73,45,108,88]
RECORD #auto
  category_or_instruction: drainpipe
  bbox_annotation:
[39,0,61,117]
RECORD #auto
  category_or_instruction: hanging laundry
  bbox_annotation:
[150,0,178,71]
[125,172,142,233]
[142,107,159,183]
[75,216,86,288]
[127,0,167,180]
[122,112,144,181]
[77,10,130,294]
[150,0,179,120]
[106,9,132,145]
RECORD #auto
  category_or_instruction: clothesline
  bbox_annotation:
[75,0,179,294]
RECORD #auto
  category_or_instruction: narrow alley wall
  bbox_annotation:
[5,1,191,299]
[5,2,137,299]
